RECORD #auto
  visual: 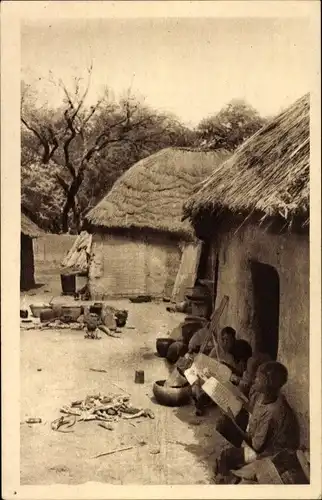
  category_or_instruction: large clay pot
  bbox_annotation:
[153,380,192,407]
[181,319,206,344]
[156,338,175,358]
[61,306,82,321]
[39,308,57,323]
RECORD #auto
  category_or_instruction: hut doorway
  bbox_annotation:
[250,260,280,360]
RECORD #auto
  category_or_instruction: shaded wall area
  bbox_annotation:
[20,234,35,290]
[211,224,309,446]
[89,232,182,299]
[34,234,77,267]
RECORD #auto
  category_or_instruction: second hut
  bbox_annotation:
[85,147,230,300]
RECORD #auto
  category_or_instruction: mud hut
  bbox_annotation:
[183,94,310,445]
[21,213,43,290]
[85,147,231,300]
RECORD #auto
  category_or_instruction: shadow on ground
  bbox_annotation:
[173,403,229,473]
[147,351,230,478]
[21,283,45,292]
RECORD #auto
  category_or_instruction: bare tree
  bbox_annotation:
[21,67,172,232]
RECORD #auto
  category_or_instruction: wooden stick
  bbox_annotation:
[91,445,136,459]
[110,382,130,394]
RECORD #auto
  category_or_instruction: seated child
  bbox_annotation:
[208,326,237,369]
[216,351,270,447]
[238,352,272,396]
[230,339,253,379]
[214,361,300,483]
[191,327,237,415]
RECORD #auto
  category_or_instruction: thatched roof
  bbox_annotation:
[184,94,310,231]
[21,213,43,238]
[86,147,231,240]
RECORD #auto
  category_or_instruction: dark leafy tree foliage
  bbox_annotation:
[197,99,268,151]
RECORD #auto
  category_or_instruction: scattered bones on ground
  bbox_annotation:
[51,393,155,432]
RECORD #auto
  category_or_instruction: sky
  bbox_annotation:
[21,17,312,127]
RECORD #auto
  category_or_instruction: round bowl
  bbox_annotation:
[156,337,175,358]
[30,304,52,318]
[153,380,192,407]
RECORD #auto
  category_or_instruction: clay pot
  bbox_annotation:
[166,341,188,364]
[153,380,192,407]
[61,306,82,321]
[30,304,51,318]
[181,319,206,345]
[185,285,209,301]
[90,303,103,316]
[39,308,57,323]
[156,338,175,358]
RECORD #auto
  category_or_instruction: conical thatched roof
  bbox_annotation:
[21,213,43,238]
[86,147,231,240]
[184,94,310,230]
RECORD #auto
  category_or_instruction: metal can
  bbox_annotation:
[134,370,145,384]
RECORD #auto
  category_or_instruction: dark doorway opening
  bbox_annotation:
[196,241,210,280]
[20,233,36,291]
[250,260,280,360]
[195,243,219,311]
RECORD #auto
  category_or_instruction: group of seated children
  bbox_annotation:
[186,324,306,484]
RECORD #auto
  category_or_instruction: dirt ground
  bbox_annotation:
[20,265,227,485]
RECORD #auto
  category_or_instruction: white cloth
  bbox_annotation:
[243,443,258,464]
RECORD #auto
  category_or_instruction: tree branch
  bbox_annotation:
[21,117,45,145]
[21,117,51,163]
[78,98,103,139]
[55,174,70,194]
[63,109,77,178]
[48,126,59,161]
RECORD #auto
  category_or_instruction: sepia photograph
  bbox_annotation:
[1,1,321,498]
